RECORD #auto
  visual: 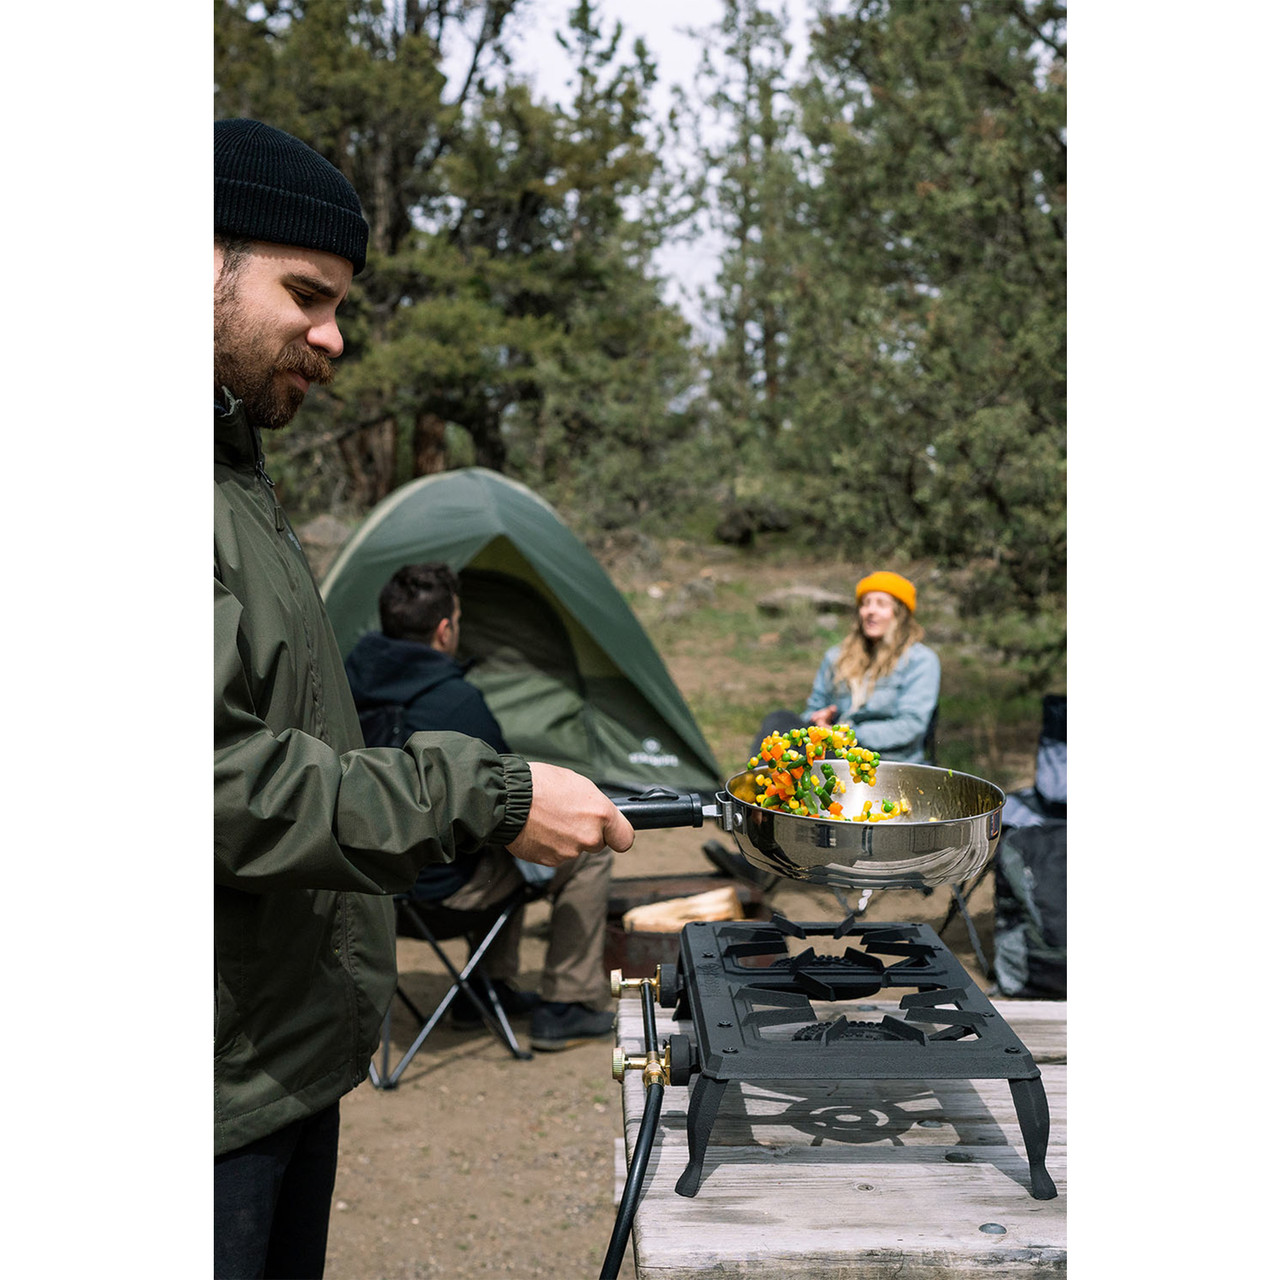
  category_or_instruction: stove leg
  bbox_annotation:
[1008,1075,1058,1200]
[675,1075,728,1198]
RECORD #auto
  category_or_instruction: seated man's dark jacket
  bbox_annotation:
[345,631,510,898]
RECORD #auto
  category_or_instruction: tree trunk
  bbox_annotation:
[412,411,450,476]
[338,419,399,507]
[469,412,508,473]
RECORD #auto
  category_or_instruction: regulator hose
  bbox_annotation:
[599,982,665,1280]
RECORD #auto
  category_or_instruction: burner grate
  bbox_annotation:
[662,912,1057,1201]
[792,1016,925,1043]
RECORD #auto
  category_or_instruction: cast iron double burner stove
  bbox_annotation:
[649,912,1057,1201]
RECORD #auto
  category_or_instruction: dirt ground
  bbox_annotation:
[323,826,1005,1280]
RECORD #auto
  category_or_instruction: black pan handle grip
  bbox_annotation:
[613,787,706,831]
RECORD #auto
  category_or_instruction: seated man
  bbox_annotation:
[344,562,615,1051]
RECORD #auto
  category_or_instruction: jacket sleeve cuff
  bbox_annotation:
[491,755,533,846]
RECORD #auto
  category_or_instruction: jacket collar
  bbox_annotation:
[214,390,263,472]
[370,632,475,678]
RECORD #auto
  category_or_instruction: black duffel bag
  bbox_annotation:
[993,817,1067,999]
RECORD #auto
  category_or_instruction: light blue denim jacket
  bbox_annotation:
[804,642,941,762]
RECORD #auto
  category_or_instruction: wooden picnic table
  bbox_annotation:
[614,994,1066,1278]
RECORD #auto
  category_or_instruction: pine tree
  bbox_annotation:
[788,0,1066,681]
[214,0,698,527]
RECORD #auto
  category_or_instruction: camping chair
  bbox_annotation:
[923,703,939,765]
[916,701,992,971]
[936,694,1066,983]
[369,879,541,1089]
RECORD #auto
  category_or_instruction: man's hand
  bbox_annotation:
[506,761,635,868]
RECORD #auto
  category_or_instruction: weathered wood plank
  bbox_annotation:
[613,996,1067,1277]
[628,1145,1066,1278]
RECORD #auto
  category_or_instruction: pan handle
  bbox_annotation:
[612,787,709,831]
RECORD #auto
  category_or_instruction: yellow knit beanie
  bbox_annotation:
[855,570,917,614]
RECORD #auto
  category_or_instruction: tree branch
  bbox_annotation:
[1006,0,1066,62]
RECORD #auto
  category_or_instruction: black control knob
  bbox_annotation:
[668,1033,698,1086]
[657,963,680,1008]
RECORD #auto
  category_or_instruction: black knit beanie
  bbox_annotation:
[214,119,368,274]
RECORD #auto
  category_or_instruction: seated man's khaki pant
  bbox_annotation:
[441,846,613,1008]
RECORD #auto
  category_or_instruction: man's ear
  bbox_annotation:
[431,616,452,651]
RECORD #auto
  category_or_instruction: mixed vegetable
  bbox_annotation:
[747,724,907,822]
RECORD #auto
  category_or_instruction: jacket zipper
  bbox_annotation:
[215,393,285,533]
[254,454,287,533]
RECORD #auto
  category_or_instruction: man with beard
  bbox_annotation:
[213,119,634,1280]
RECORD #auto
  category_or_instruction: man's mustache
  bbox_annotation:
[277,344,334,386]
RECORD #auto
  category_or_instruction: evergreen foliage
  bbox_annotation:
[213,0,1066,688]
[690,0,1065,683]
[215,0,699,524]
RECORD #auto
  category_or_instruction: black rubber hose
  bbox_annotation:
[599,984,665,1280]
[599,1077,664,1279]
[641,979,659,1049]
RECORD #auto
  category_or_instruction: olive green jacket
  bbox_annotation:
[214,395,532,1155]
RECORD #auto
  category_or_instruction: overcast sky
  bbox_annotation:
[501,1,814,331]
[506,0,810,115]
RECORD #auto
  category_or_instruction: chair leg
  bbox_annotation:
[439,903,533,1061]
[465,965,532,1062]
[373,892,533,1086]
[381,972,463,1087]
[940,878,993,983]
[368,1004,394,1090]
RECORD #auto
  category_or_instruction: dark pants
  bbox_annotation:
[755,708,807,756]
[214,1101,341,1279]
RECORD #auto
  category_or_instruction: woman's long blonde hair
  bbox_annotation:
[833,599,924,711]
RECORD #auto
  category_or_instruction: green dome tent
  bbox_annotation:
[321,468,722,797]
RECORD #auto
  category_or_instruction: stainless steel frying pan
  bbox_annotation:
[614,761,1004,890]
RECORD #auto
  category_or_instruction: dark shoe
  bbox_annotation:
[701,839,781,892]
[451,978,541,1028]
[529,1002,616,1051]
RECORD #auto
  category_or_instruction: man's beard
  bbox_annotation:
[214,275,334,430]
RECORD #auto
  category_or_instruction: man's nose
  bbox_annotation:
[308,316,344,359]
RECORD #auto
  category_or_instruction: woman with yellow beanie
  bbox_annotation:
[802,570,940,761]
[707,574,942,885]
[759,570,941,764]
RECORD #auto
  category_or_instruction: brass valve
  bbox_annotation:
[609,966,663,1001]
[611,1043,671,1087]
[609,967,683,1088]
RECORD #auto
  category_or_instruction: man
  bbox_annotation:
[344,562,617,1050]
[213,119,633,1280]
